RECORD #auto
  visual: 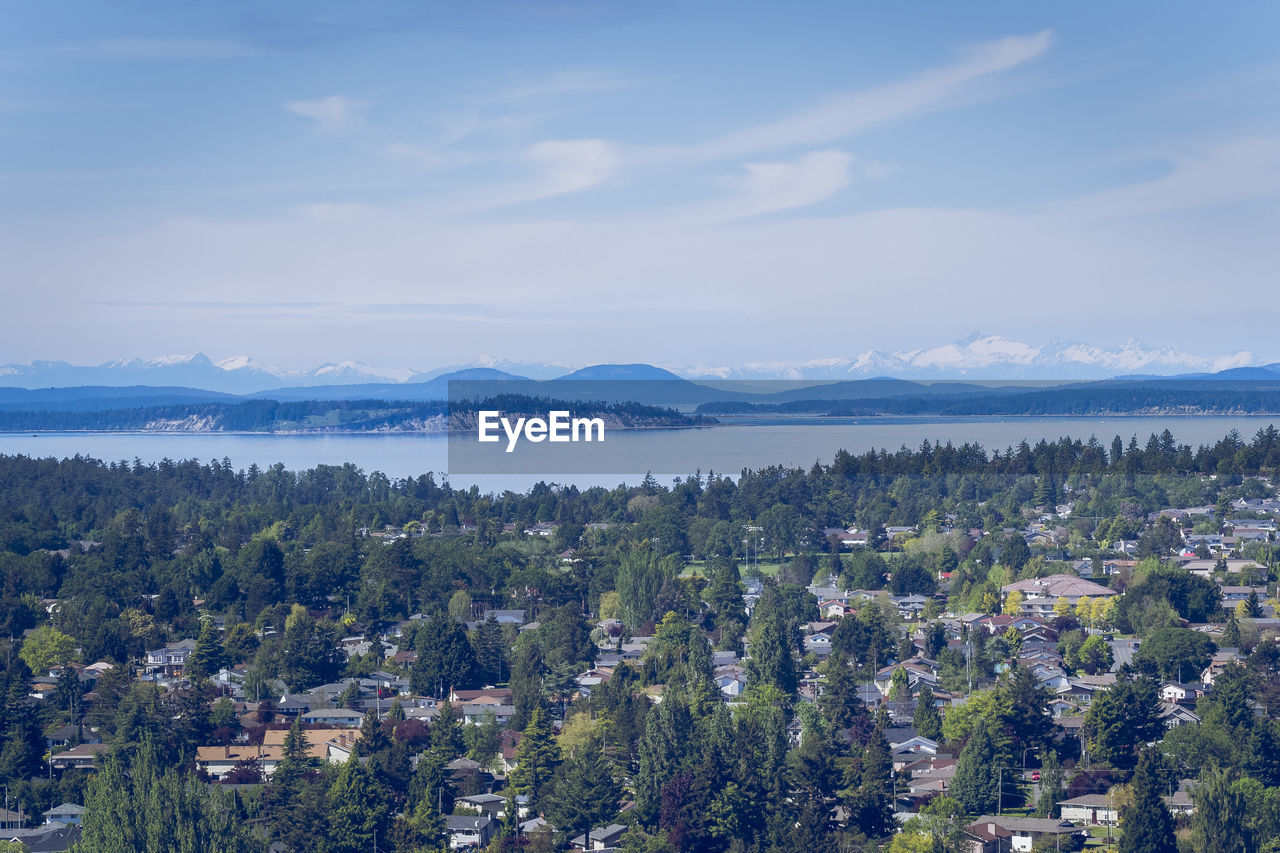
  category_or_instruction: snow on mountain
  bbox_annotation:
[308,361,424,383]
[215,355,273,372]
[676,335,1260,380]
[0,336,1266,394]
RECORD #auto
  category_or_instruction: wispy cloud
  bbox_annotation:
[697,150,854,221]
[284,95,367,135]
[676,31,1052,165]
[526,138,619,195]
[471,31,1049,209]
[1052,136,1280,220]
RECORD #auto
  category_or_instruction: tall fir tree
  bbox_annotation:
[912,685,942,741]
[850,728,896,838]
[1119,748,1176,853]
[325,757,393,853]
[185,619,227,681]
[545,739,622,845]
[1190,766,1251,853]
[1035,750,1065,818]
[950,720,1001,816]
[510,707,561,809]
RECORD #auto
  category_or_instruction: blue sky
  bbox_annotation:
[3,1,1280,373]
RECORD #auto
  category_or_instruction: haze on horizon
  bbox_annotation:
[3,1,1279,371]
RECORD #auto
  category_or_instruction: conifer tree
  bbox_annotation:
[326,757,392,853]
[1120,748,1177,853]
[545,739,622,845]
[950,720,1001,816]
[510,707,561,808]
[851,728,896,838]
[185,619,227,681]
[912,685,942,741]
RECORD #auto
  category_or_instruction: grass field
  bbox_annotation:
[681,559,783,578]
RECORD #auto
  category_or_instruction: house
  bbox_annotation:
[1159,682,1205,704]
[46,724,99,753]
[481,609,527,625]
[1058,794,1119,826]
[1000,575,1116,617]
[461,704,515,727]
[6,823,82,851]
[963,816,1082,853]
[0,808,24,832]
[570,823,628,850]
[715,665,748,698]
[456,793,506,819]
[803,634,833,658]
[196,730,361,780]
[49,742,110,772]
[451,688,514,706]
[1159,703,1201,728]
[576,668,614,690]
[1165,780,1197,816]
[873,659,938,697]
[41,803,84,826]
[144,638,198,676]
[1220,586,1267,603]
[300,709,365,727]
[446,814,494,849]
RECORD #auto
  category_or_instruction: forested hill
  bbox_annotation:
[697,381,1280,416]
[0,395,706,433]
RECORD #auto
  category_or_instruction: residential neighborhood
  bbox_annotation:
[4,429,1280,850]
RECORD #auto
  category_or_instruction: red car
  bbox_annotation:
[1031,771,1041,782]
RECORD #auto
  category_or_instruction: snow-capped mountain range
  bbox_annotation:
[0,336,1268,394]
[676,335,1261,380]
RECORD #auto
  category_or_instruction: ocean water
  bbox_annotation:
[0,415,1273,492]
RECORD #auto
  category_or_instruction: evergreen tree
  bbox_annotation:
[185,619,227,681]
[510,707,561,809]
[818,654,871,732]
[745,589,797,697]
[998,665,1055,758]
[950,720,1001,816]
[411,611,478,697]
[1035,750,1064,818]
[636,697,695,821]
[509,642,545,730]
[1222,609,1242,650]
[325,757,392,853]
[471,615,506,684]
[912,685,942,741]
[1190,765,1250,853]
[851,728,896,838]
[431,700,466,757]
[1084,678,1164,767]
[545,739,622,845]
[0,657,43,782]
[787,796,835,853]
[267,716,319,845]
[278,605,344,691]
[77,738,251,852]
[1119,748,1176,853]
[409,745,454,817]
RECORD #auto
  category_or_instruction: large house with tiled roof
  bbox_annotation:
[1000,574,1116,617]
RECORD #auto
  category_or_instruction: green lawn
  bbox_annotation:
[681,559,783,577]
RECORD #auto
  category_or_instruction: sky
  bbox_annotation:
[3,1,1280,373]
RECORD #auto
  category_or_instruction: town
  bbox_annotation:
[2,428,1279,851]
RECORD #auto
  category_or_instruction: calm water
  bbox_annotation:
[0,415,1274,492]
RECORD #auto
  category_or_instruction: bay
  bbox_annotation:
[0,415,1274,492]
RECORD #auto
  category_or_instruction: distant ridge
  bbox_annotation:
[556,363,686,381]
